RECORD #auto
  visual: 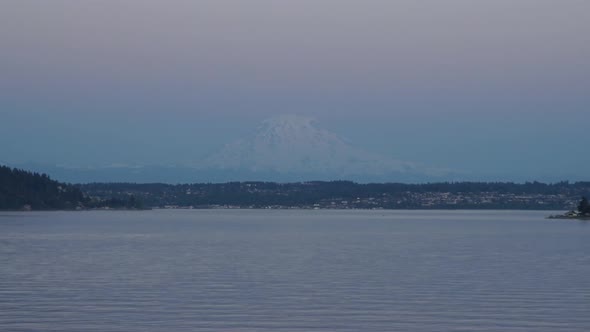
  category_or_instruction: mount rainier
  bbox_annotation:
[14,115,451,183]
[202,115,448,182]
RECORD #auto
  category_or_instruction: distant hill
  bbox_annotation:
[80,181,590,210]
[0,165,88,210]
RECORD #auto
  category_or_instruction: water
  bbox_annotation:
[1,210,589,331]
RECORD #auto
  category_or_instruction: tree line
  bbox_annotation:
[0,166,143,210]
[0,165,87,210]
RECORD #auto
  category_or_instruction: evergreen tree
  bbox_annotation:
[578,197,590,215]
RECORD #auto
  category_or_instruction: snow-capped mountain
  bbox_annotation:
[204,115,447,181]
[10,115,452,183]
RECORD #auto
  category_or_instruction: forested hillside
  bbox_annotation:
[0,165,87,210]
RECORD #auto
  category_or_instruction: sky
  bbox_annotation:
[1,0,589,181]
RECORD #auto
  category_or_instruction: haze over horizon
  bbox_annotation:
[1,1,589,182]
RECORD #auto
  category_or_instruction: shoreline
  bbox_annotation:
[547,215,590,221]
[1,208,570,213]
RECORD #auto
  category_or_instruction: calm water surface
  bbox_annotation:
[1,210,589,331]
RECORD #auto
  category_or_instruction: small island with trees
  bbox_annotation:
[548,197,590,220]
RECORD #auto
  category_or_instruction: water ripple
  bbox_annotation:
[1,210,589,331]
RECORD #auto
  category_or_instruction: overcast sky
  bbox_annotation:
[1,1,589,180]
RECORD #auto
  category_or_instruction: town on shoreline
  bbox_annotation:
[81,181,590,211]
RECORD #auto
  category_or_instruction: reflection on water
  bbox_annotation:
[1,210,589,331]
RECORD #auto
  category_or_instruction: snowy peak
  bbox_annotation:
[204,115,447,180]
[259,115,309,142]
[253,115,342,147]
[260,114,316,132]
[206,115,351,172]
